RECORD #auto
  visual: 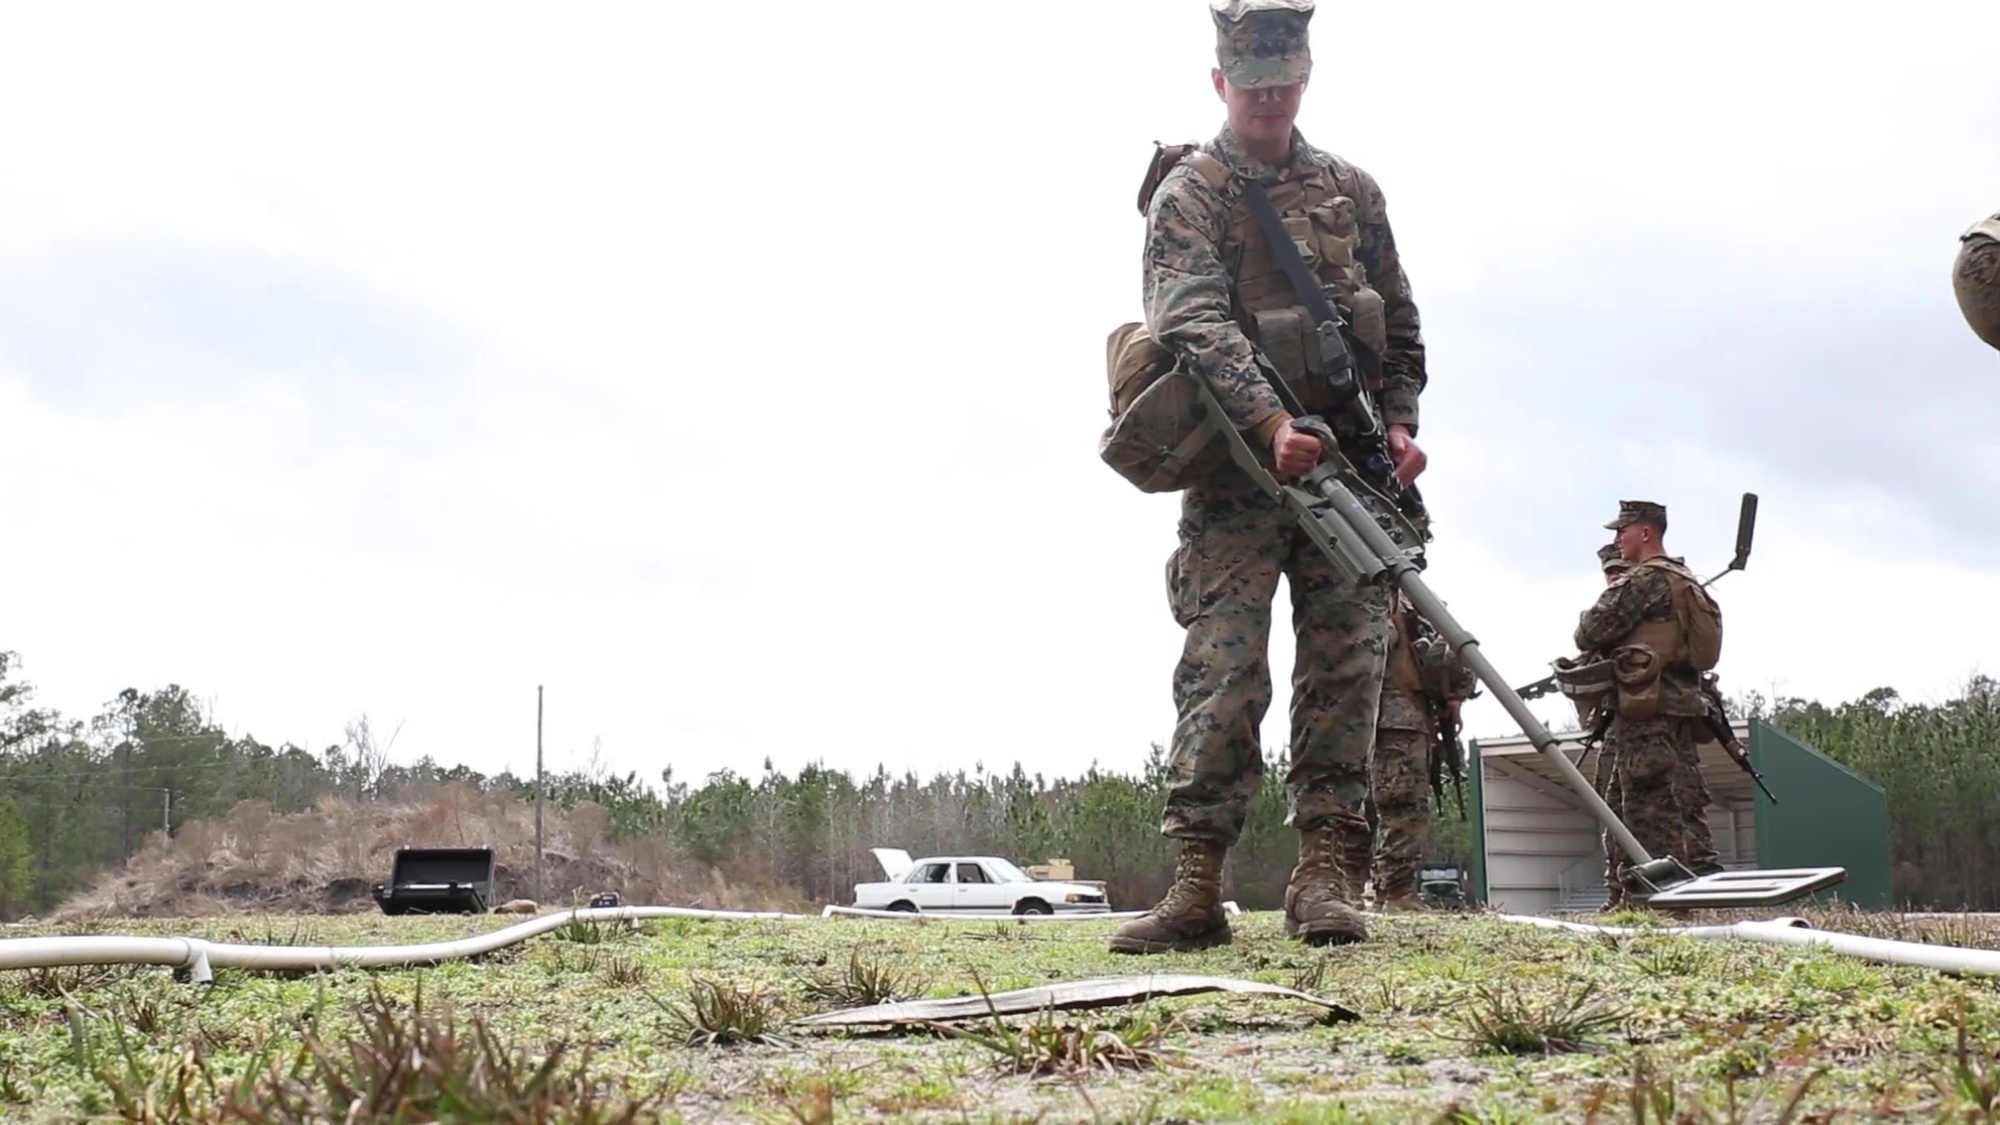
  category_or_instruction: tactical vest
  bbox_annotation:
[1604,556,1721,720]
[1143,143,1390,412]
[1099,140,1390,493]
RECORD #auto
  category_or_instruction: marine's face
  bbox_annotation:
[1212,69,1303,150]
[1614,521,1653,558]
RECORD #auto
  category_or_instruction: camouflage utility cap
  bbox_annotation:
[1211,0,1313,89]
[1596,543,1628,571]
[1604,500,1667,531]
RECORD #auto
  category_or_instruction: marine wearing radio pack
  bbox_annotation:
[1573,502,1724,900]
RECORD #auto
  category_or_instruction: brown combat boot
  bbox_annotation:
[1107,839,1231,954]
[1284,824,1370,945]
[1372,872,1425,913]
[1370,860,1419,913]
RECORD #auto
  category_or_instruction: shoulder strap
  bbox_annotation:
[1240,178,1386,442]
[1185,152,1231,190]
[1136,142,1233,217]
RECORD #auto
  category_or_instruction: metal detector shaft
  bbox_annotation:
[1321,486,1654,868]
[1186,376,1655,869]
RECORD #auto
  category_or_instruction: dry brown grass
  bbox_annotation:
[47,783,811,922]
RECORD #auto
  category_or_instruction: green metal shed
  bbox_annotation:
[1467,718,1892,912]
[1748,717,1893,909]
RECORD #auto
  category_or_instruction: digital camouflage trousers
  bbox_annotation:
[1597,714,1721,897]
[1352,709,1431,900]
[1158,472,1390,850]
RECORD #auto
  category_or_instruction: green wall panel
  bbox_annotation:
[1750,718,1893,909]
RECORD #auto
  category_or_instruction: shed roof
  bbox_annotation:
[1472,721,1760,812]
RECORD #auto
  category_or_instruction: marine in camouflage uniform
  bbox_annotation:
[1345,594,1473,910]
[1109,0,1429,954]
[1575,502,1723,905]
[1588,541,1630,907]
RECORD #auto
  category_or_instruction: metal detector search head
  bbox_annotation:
[1703,492,1758,587]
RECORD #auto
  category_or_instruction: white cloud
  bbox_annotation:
[0,2,1996,790]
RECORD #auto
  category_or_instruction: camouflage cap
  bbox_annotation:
[1211,0,1313,89]
[1596,543,1628,570]
[1604,499,1667,531]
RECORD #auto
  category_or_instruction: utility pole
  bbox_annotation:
[535,685,544,903]
[162,788,171,837]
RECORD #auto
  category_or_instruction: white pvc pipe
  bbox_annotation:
[0,906,804,984]
[820,902,1243,922]
[16,902,1995,986]
[0,899,1250,983]
[1490,912,2000,977]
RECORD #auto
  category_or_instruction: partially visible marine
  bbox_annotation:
[1955,212,2000,352]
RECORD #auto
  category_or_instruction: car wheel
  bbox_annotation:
[887,900,917,913]
[1014,899,1052,916]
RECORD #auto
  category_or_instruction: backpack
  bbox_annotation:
[1642,557,1724,671]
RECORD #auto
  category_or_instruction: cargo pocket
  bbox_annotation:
[1612,646,1663,722]
[1165,510,1205,629]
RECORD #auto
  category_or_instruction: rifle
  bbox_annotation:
[1425,696,1468,821]
[1516,674,1559,701]
[1700,674,1778,804]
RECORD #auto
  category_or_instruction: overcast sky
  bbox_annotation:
[2,3,1996,788]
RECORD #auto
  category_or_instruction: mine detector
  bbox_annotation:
[1107,178,1843,910]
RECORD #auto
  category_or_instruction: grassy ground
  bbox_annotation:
[2,906,1999,1122]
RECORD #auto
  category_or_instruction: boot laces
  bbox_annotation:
[1156,845,1217,913]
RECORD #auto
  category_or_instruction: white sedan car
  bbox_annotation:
[852,849,1111,915]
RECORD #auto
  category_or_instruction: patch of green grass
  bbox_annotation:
[650,975,796,1048]
[1451,977,1629,1056]
[0,908,1996,1121]
[798,945,927,1009]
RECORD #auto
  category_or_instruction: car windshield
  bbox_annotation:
[983,858,1031,883]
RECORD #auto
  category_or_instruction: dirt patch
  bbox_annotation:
[46,784,809,921]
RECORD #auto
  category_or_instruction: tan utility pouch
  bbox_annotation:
[1251,306,1318,385]
[1612,645,1663,721]
[1343,285,1389,390]
[1106,321,1173,417]
[1098,322,1225,494]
